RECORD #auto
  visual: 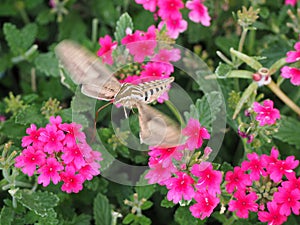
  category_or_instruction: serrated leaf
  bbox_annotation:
[174,206,203,225]
[184,92,223,129]
[0,206,14,225]
[37,208,59,225]
[160,198,175,208]
[15,105,47,126]
[273,116,300,149]
[34,52,60,77]
[0,118,27,139]
[64,214,92,225]
[215,63,232,78]
[114,13,134,42]
[137,215,151,225]
[93,193,112,225]
[3,23,37,55]
[135,178,156,199]
[14,190,59,217]
[123,213,135,224]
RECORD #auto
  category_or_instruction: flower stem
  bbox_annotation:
[267,80,300,116]
[238,28,248,52]
[165,100,185,127]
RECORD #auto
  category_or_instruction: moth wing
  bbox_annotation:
[137,77,174,103]
[55,40,121,100]
[137,103,182,148]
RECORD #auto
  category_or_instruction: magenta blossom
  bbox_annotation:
[273,187,300,216]
[225,166,251,193]
[97,35,117,65]
[186,0,211,26]
[191,162,222,195]
[135,0,157,12]
[189,190,219,219]
[286,42,300,62]
[253,100,280,126]
[285,0,297,6]
[37,157,64,186]
[281,66,300,86]
[258,202,287,225]
[157,0,184,20]
[159,15,188,39]
[228,191,258,218]
[60,166,84,193]
[165,171,195,203]
[182,118,210,151]
[22,124,43,147]
[241,152,267,181]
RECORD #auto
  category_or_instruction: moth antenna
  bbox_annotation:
[91,101,112,142]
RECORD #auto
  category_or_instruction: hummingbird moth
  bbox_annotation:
[55,40,182,147]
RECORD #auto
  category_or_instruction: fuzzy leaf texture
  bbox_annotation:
[93,193,112,225]
[3,23,37,55]
[114,12,134,43]
[184,91,223,128]
[273,115,300,149]
[0,206,14,225]
[175,206,205,225]
[14,190,59,217]
[34,52,60,77]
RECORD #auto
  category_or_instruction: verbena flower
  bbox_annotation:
[189,190,220,219]
[241,152,267,181]
[135,0,157,12]
[15,116,102,193]
[225,166,251,193]
[258,202,287,225]
[157,0,184,20]
[285,0,297,6]
[165,171,195,204]
[273,187,300,216]
[186,0,211,26]
[280,66,300,86]
[97,35,117,65]
[182,118,210,151]
[228,191,258,218]
[252,100,280,126]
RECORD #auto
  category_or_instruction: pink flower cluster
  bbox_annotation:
[253,99,280,126]
[225,148,300,225]
[135,0,211,38]
[15,116,102,193]
[97,26,181,103]
[281,42,300,86]
[285,0,297,6]
[145,118,220,219]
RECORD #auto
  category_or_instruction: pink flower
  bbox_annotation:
[268,155,299,183]
[253,100,280,126]
[151,48,181,63]
[145,158,178,184]
[59,122,85,147]
[135,0,157,12]
[228,191,258,218]
[148,146,183,168]
[97,35,117,65]
[182,118,210,151]
[258,202,287,225]
[160,15,188,39]
[165,172,195,203]
[157,0,184,20]
[49,115,62,128]
[261,147,280,165]
[140,62,168,78]
[38,124,65,154]
[186,0,211,26]
[62,146,86,170]
[121,31,143,45]
[273,187,300,216]
[282,173,300,190]
[126,40,157,62]
[15,146,46,176]
[60,166,84,193]
[21,124,43,147]
[191,162,222,195]
[281,66,300,86]
[286,42,300,63]
[225,166,251,193]
[37,157,64,186]
[189,190,219,219]
[241,152,267,181]
[285,0,297,6]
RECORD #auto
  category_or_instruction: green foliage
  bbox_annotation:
[175,206,205,225]
[93,193,112,225]
[114,13,134,43]
[34,52,60,77]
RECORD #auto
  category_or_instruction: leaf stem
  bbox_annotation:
[165,100,185,127]
[92,18,99,44]
[267,80,300,116]
[238,28,248,52]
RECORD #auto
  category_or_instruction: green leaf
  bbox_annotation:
[64,214,92,225]
[230,48,262,71]
[114,13,134,43]
[174,206,203,225]
[0,206,14,225]
[184,91,223,128]
[34,52,60,77]
[123,213,135,224]
[141,201,153,210]
[37,9,55,25]
[273,116,300,149]
[15,105,47,127]
[137,215,151,225]
[135,182,156,200]
[160,198,175,208]
[93,193,112,225]
[14,190,59,217]
[0,118,27,139]
[37,208,59,225]
[215,63,232,78]
[3,23,37,55]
